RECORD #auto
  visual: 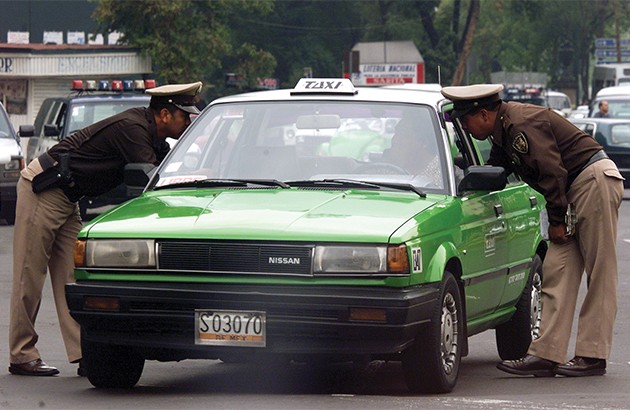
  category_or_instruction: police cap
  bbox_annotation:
[146,81,203,114]
[441,84,504,120]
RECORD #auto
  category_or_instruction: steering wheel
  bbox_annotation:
[354,162,409,175]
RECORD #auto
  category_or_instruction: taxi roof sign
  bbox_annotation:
[291,78,357,96]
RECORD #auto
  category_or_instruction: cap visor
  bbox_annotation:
[445,108,471,122]
[174,104,200,115]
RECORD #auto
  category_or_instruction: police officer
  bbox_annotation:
[441,84,624,377]
[9,81,202,376]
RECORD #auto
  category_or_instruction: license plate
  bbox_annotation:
[195,309,266,347]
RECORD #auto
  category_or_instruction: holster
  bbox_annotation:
[31,165,62,193]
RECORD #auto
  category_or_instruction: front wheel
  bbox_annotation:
[402,271,463,394]
[82,335,145,388]
[495,254,543,360]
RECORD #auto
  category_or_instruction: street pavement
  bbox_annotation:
[1,198,630,409]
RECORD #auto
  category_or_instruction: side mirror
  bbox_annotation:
[44,124,61,138]
[458,165,507,194]
[124,163,156,190]
[18,125,34,138]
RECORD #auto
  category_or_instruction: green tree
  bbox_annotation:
[92,0,274,96]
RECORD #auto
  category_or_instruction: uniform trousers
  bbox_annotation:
[528,158,623,363]
[9,177,82,364]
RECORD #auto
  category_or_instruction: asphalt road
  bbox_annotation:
[1,198,630,409]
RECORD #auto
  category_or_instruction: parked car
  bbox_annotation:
[570,117,630,187]
[21,80,152,219]
[0,102,24,225]
[66,78,547,393]
[543,90,572,117]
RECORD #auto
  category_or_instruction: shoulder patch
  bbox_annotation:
[512,132,529,154]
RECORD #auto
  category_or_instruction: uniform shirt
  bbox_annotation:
[487,102,602,225]
[47,107,170,197]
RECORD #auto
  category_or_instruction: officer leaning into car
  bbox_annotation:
[8,81,202,377]
[441,84,624,378]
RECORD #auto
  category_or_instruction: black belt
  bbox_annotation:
[567,150,609,188]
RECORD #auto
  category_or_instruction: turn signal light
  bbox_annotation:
[83,296,120,312]
[349,308,387,323]
[387,244,410,274]
[74,240,86,267]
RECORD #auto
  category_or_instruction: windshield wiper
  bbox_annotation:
[154,178,289,190]
[286,179,426,197]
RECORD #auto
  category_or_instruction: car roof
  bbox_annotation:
[570,117,630,125]
[595,85,630,98]
[544,90,569,97]
[46,93,151,104]
[210,79,448,111]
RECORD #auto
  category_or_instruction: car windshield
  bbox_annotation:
[602,100,630,119]
[156,101,447,192]
[67,99,149,135]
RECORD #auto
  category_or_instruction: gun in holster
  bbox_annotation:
[565,203,577,236]
[58,153,74,188]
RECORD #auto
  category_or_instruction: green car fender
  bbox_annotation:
[407,239,462,285]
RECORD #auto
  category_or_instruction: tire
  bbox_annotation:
[495,254,543,360]
[1,202,16,225]
[402,271,463,394]
[82,336,145,389]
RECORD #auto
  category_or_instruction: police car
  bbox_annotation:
[23,79,152,219]
[66,78,547,393]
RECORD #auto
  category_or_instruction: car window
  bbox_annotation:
[593,99,630,118]
[611,124,630,144]
[67,100,149,135]
[157,101,448,192]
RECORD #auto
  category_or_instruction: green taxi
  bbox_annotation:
[66,79,546,393]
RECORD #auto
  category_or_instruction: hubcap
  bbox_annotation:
[440,292,458,375]
[530,271,543,339]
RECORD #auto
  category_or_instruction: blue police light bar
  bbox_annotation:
[123,80,134,91]
[98,80,110,91]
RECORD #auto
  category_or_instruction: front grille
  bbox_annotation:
[158,241,313,275]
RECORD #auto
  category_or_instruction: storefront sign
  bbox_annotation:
[351,63,425,86]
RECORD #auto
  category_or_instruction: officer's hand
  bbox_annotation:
[548,224,570,244]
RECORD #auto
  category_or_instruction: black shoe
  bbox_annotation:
[77,360,87,377]
[9,359,59,376]
[554,356,606,377]
[496,354,557,377]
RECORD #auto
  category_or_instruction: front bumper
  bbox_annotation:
[66,281,440,360]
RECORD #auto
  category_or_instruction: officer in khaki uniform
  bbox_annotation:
[9,81,202,376]
[442,84,624,377]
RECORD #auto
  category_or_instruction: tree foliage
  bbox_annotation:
[93,0,630,102]
[92,0,274,97]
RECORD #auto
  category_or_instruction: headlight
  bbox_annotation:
[82,239,156,268]
[4,157,23,177]
[313,244,409,274]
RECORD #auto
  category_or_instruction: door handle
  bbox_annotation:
[494,204,503,217]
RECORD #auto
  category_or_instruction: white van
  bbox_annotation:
[592,64,630,97]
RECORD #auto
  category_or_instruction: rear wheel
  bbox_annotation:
[83,336,145,388]
[495,254,543,360]
[402,271,463,394]
[1,202,16,225]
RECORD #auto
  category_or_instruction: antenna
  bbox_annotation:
[437,65,441,86]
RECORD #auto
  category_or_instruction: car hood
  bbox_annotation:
[84,188,441,242]
[0,138,21,156]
